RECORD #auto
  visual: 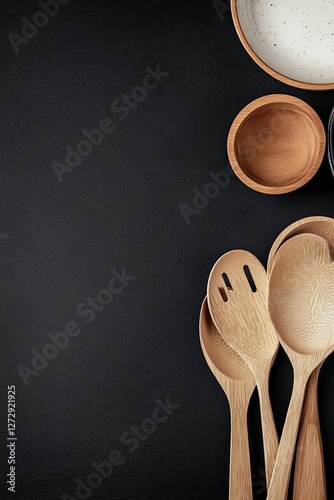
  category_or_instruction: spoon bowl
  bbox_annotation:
[267,216,334,500]
[199,298,255,500]
[200,299,254,383]
[267,216,334,276]
[267,233,334,500]
[269,234,334,356]
[207,250,279,486]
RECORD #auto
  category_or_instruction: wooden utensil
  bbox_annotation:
[227,95,326,194]
[267,233,334,500]
[199,298,255,500]
[292,366,325,500]
[267,216,334,500]
[207,250,279,487]
[267,216,334,269]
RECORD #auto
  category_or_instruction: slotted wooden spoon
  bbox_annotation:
[199,298,255,499]
[268,216,334,500]
[207,250,279,488]
[267,233,334,500]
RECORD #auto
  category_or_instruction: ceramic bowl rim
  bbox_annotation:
[231,0,334,91]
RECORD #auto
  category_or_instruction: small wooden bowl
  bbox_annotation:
[227,95,326,195]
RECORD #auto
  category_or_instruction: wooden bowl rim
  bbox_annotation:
[231,0,334,91]
[227,94,326,195]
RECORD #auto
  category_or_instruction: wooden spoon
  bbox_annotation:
[267,216,334,268]
[207,250,279,488]
[199,298,255,500]
[267,233,334,500]
[267,216,334,500]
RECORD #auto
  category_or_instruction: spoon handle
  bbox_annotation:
[293,365,326,499]
[229,398,253,500]
[256,373,279,487]
[267,370,310,500]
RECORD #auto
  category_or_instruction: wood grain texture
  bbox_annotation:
[267,216,334,273]
[199,298,255,500]
[207,251,279,487]
[230,1,334,91]
[267,216,334,500]
[227,95,326,195]
[267,233,334,500]
[293,364,326,500]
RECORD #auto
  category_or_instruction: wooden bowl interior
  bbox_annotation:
[234,102,321,188]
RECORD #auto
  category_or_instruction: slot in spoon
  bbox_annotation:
[208,250,279,488]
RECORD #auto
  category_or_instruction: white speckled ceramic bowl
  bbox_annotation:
[231,0,334,90]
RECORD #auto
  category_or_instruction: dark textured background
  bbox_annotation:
[1,1,334,499]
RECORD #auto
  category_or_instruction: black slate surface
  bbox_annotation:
[1,1,334,499]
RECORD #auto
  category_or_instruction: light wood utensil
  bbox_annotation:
[199,298,255,500]
[207,250,279,487]
[267,216,334,268]
[267,216,334,500]
[267,233,334,500]
[292,366,325,500]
